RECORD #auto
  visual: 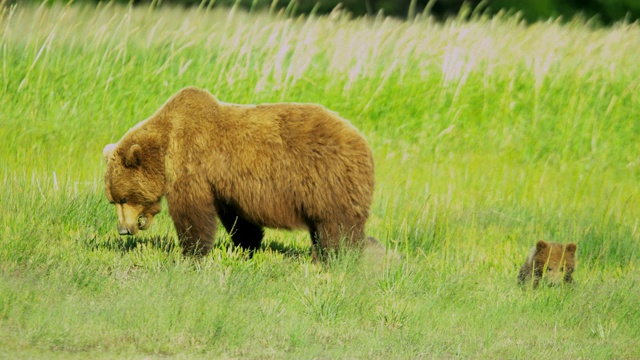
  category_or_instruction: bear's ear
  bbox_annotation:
[125,144,142,168]
[565,243,577,254]
[535,240,548,252]
[103,144,117,162]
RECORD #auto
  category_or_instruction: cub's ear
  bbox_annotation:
[125,144,142,168]
[565,243,577,254]
[535,240,549,252]
[103,144,117,162]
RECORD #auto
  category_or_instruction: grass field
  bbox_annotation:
[1,2,640,358]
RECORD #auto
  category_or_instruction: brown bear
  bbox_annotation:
[103,87,376,259]
[518,240,577,287]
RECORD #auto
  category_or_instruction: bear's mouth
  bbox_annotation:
[137,215,148,229]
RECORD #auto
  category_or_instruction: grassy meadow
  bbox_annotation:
[1,2,640,358]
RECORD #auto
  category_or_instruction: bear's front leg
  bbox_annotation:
[166,191,218,256]
[517,265,531,285]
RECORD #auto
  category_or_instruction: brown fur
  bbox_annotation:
[518,240,577,287]
[103,87,375,258]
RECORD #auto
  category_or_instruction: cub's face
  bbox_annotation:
[103,143,164,236]
[533,240,577,284]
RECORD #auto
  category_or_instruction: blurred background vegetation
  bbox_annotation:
[10,0,639,24]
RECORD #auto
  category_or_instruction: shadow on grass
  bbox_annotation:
[263,240,311,260]
[86,235,178,253]
[87,234,310,259]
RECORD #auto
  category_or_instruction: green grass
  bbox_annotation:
[1,2,640,358]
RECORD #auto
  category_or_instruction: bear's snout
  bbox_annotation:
[114,203,145,236]
[118,226,133,236]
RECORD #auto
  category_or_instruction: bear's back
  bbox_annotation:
[217,101,374,228]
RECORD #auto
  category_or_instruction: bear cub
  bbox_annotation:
[518,240,577,287]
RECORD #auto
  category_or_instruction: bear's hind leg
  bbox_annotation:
[309,221,365,261]
[218,207,264,255]
[308,224,322,262]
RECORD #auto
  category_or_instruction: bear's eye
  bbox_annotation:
[120,198,128,204]
[547,267,553,271]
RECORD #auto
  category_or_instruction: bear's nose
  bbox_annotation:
[118,226,132,236]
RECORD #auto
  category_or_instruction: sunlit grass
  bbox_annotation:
[1,2,639,358]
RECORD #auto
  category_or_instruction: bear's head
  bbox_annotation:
[532,240,577,285]
[103,141,165,236]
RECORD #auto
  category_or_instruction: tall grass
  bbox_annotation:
[1,2,639,358]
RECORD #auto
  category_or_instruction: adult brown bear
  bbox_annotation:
[103,87,376,259]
